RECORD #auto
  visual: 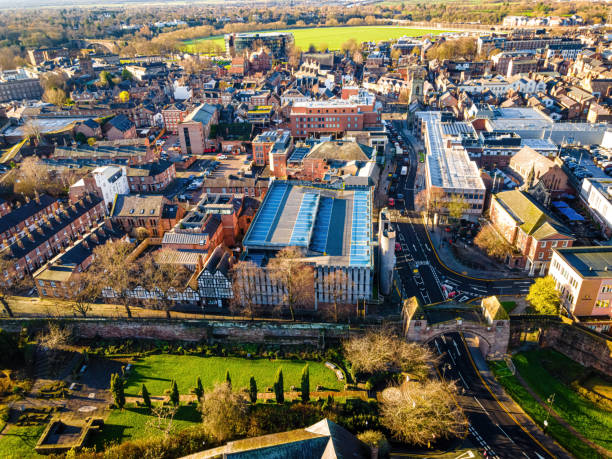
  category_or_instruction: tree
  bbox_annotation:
[70,274,95,317]
[324,270,351,322]
[225,370,232,389]
[267,247,314,320]
[417,188,445,225]
[194,376,204,401]
[474,225,512,260]
[380,381,467,446]
[287,45,302,69]
[274,368,284,403]
[398,89,411,104]
[121,68,133,80]
[200,382,248,443]
[343,328,435,379]
[142,383,152,410]
[98,70,113,87]
[0,252,30,309]
[110,373,125,409]
[230,261,263,320]
[300,365,310,402]
[169,380,179,406]
[23,120,42,145]
[118,90,130,103]
[43,87,67,107]
[357,431,390,458]
[446,194,469,222]
[147,405,178,438]
[248,376,257,403]
[526,276,560,315]
[37,321,71,350]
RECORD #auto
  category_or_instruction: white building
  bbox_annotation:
[580,178,612,238]
[417,112,486,221]
[92,166,129,207]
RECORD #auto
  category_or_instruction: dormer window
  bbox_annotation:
[140,209,145,214]
[129,209,134,214]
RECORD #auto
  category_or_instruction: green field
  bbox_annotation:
[96,404,201,448]
[0,424,45,459]
[124,355,343,397]
[182,26,453,52]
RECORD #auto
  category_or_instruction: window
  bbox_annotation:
[602,285,612,293]
[540,241,546,248]
[595,299,610,308]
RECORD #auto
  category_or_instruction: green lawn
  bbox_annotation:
[124,355,343,397]
[500,301,517,314]
[490,361,600,459]
[182,26,453,52]
[0,424,45,459]
[512,349,612,453]
[95,403,201,449]
[582,374,612,400]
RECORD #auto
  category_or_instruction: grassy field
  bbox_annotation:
[500,301,517,314]
[124,355,343,397]
[512,349,612,453]
[490,361,600,459]
[582,374,612,400]
[0,424,46,459]
[182,26,453,52]
[95,403,201,448]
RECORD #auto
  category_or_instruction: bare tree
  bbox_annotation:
[230,260,262,320]
[87,240,135,317]
[146,405,178,438]
[43,87,67,107]
[267,247,314,321]
[37,321,71,351]
[343,328,435,379]
[0,252,31,311]
[23,121,42,145]
[140,253,192,318]
[446,194,469,222]
[380,380,468,446]
[323,269,351,322]
[200,382,248,443]
[474,225,512,260]
[70,274,96,317]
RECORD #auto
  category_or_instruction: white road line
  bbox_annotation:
[495,423,516,445]
[453,339,461,356]
[458,370,470,389]
[434,339,442,354]
[473,396,490,416]
[448,350,456,365]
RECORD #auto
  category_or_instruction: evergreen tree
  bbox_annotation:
[225,369,232,389]
[300,365,310,402]
[141,383,151,409]
[194,376,204,400]
[274,368,284,404]
[249,376,257,403]
[110,373,125,409]
[169,380,180,406]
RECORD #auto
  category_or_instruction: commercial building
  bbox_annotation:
[252,129,292,167]
[225,32,294,58]
[550,247,612,330]
[0,68,43,102]
[242,181,373,311]
[290,89,381,138]
[27,47,69,66]
[417,112,486,221]
[69,165,130,208]
[489,189,574,275]
[580,178,612,238]
[178,104,218,155]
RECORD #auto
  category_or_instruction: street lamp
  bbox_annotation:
[544,393,555,431]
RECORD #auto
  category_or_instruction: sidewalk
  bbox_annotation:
[426,223,528,280]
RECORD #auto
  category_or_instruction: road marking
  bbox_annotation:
[448,350,456,365]
[460,332,557,459]
[473,396,490,416]
[495,423,516,444]
[458,370,470,389]
[454,339,461,356]
[434,339,442,355]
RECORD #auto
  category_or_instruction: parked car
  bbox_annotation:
[395,242,401,253]
[217,155,228,160]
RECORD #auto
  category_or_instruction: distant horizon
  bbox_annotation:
[0,0,237,9]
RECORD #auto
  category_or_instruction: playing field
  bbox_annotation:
[182,26,453,52]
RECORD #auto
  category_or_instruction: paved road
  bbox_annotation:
[389,120,534,304]
[430,332,560,459]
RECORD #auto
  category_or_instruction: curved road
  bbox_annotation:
[390,120,534,304]
[430,332,566,459]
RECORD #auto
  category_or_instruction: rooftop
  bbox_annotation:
[243,181,372,268]
[555,246,612,279]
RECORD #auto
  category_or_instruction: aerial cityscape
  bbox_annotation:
[0,0,610,458]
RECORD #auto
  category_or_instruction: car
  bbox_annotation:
[388,198,395,207]
[396,193,404,200]
[389,185,397,194]
[445,226,452,233]
[188,175,195,180]
[395,242,401,252]
[217,155,228,160]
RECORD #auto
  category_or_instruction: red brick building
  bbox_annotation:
[127,160,176,193]
[252,129,291,167]
[162,103,189,134]
[289,89,380,138]
[489,189,575,276]
[110,195,185,237]
[0,194,59,245]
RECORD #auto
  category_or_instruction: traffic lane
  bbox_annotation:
[417,264,444,304]
[434,333,555,459]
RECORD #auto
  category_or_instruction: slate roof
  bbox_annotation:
[0,194,56,234]
[105,114,134,133]
[554,246,612,279]
[112,195,164,218]
[82,118,100,130]
[183,103,217,125]
[493,190,573,240]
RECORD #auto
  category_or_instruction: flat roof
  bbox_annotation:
[243,181,372,268]
[418,112,485,191]
[555,246,612,279]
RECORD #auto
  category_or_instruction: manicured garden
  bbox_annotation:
[490,348,612,459]
[182,26,452,52]
[123,354,344,397]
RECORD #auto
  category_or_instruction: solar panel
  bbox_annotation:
[245,182,289,245]
[289,192,320,247]
[309,196,333,253]
[349,190,371,267]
